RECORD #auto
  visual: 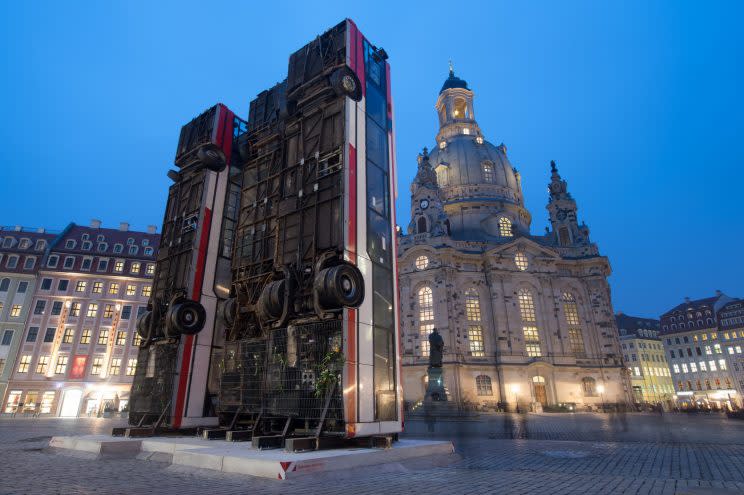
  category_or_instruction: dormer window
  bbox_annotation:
[96,235,105,242]
[65,240,76,249]
[462,128,470,135]
[476,136,484,145]
[19,238,31,249]
[35,239,46,251]
[113,243,123,254]
[439,140,446,150]
[82,241,92,251]
[482,162,494,183]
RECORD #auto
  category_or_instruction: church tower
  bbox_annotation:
[408,147,450,237]
[546,160,599,257]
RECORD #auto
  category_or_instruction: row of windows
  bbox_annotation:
[0,279,29,293]
[1,237,46,251]
[672,360,728,374]
[677,377,732,391]
[37,279,151,299]
[624,352,665,363]
[664,319,715,332]
[622,341,663,351]
[416,287,585,359]
[17,354,137,376]
[721,316,744,327]
[45,255,154,274]
[25,325,142,347]
[669,344,723,359]
[665,331,737,346]
[412,250,528,273]
[628,366,671,377]
[668,310,712,322]
[0,255,37,271]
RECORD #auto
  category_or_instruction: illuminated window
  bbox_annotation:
[109,282,119,295]
[55,355,68,374]
[452,97,467,119]
[97,329,109,345]
[146,264,155,275]
[690,362,698,372]
[418,286,435,357]
[714,344,722,354]
[126,359,137,376]
[91,357,103,375]
[519,289,541,357]
[476,136,484,145]
[699,361,706,371]
[126,285,136,296]
[582,377,597,396]
[462,128,470,135]
[115,331,126,346]
[468,326,485,357]
[439,140,446,150]
[482,162,494,183]
[36,355,50,374]
[103,304,114,319]
[719,359,727,370]
[4,391,21,413]
[69,302,80,317]
[562,293,585,355]
[62,328,74,344]
[80,328,91,344]
[141,285,152,297]
[476,375,492,396]
[132,332,142,346]
[415,255,429,270]
[114,261,124,272]
[86,303,98,318]
[92,282,103,294]
[109,358,122,375]
[435,166,448,185]
[130,262,141,274]
[10,305,22,317]
[40,392,55,414]
[499,217,513,237]
[515,252,528,271]
[465,289,481,321]
[17,355,32,373]
[568,328,585,355]
[709,360,717,371]
[681,363,688,373]
[518,289,536,322]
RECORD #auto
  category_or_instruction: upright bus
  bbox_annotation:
[220,19,402,447]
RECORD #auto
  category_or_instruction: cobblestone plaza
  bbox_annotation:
[1,413,743,494]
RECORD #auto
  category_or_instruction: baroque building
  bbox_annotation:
[397,68,629,411]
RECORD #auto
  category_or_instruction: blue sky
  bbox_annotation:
[1,1,742,317]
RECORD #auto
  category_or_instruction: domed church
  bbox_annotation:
[397,68,630,411]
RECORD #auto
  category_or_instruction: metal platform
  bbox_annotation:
[49,435,454,480]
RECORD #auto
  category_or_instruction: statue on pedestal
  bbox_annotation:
[425,328,447,402]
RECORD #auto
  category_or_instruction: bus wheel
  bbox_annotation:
[330,67,362,102]
[221,297,237,326]
[136,310,152,342]
[167,299,207,335]
[314,263,364,309]
[197,145,227,172]
[258,280,285,320]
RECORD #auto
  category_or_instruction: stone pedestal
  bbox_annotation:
[425,366,447,402]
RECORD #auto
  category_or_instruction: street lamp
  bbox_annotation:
[597,384,606,412]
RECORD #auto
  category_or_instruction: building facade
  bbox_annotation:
[2,220,159,417]
[615,313,674,406]
[0,227,57,403]
[716,298,744,399]
[398,69,629,412]
[660,292,740,410]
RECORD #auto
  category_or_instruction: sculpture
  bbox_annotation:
[428,328,444,368]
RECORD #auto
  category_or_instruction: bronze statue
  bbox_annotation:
[428,328,444,368]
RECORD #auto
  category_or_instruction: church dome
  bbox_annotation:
[440,69,469,93]
[426,134,520,203]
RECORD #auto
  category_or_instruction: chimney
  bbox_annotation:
[36,227,45,233]
[90,219,102,229]
[119,222,130,232]
[147,225,157,234]
[14,225,22,231]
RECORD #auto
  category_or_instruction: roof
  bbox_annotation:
[440,69,469,94]
[615,313,661,340]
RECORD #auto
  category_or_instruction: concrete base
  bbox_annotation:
[49,435,454,480]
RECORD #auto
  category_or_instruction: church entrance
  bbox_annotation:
[532,376,547,405]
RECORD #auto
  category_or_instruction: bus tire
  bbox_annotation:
[197,145,227,172]
[314,263,364,309]
[330,67,362,102]
[167,299,206,335]
[258,280,285,320]
[136,310,152,342]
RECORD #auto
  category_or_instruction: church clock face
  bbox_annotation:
[420,199,430,210]
[557,209,568,221]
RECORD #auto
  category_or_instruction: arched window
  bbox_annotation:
[558,226,570,246]
[417,216,427,234]
[482,162,494,183]
[452,97,468,119]
[435,166,448,186]
[0,278,9,292]
[562,292,585,356]
[518,289,541,357]
[418,286,435,357]
[499,217,512,237]
[581,377,597,396]
[475,375,492,396]
[465,289,484,357]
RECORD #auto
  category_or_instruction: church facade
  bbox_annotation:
[397,69,630,411]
